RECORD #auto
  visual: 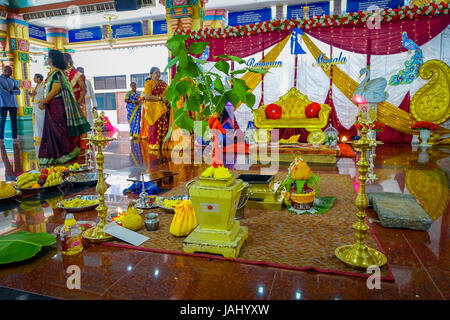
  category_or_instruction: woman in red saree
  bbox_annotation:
[64,53,88,151]
[140,67,170,149]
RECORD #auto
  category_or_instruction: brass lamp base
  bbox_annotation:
[82,225,113,243]
[335,244,387,269]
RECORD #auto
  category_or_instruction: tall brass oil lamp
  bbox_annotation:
[335,112,387,269]
[83,110,115,242]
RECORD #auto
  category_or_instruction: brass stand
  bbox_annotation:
[83,111,115,243]
[335,115,387,269]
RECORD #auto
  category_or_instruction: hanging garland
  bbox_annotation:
[174,3,449,40]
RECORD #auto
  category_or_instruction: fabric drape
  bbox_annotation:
[305,15,450,55]
[186,30,292,62]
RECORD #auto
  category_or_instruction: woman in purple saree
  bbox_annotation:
[38,50,91,165]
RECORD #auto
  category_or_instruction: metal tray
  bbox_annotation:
[18,181,66,193]
[56,195,100,212]
[134,195,158,210]
[237,174,274,184]
[0,188,22,202]
[65,172,109,187]
[156,195,189,213]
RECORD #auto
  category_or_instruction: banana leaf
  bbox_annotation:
[0,231,56,264]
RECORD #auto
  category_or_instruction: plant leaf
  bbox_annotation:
[213,77,225,94]
[296,180,306,194]
[175,80,191,97]
[214,54,246,64]
[244,92,256,108]
[232,78,249,93]
[214,60,230,75]
[186,92,203,112]
[164,57,178,72]
[0,231,56,264]
[189,42,209,55]
[246,67,269,74]
[230,69,247,75]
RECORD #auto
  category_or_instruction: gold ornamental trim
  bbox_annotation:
[410,59,450,124]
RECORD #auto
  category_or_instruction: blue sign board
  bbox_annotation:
[287,2,330,19]
[112,22,143,38]
[153,20,167,35]
[228,8,272,26]
[28,24,47,41]
[346,0,404,12]
[69,27,102,43]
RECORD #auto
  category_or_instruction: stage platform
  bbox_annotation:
[250,143,340,164]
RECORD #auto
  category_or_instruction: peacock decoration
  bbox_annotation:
[352,68,389,104]
[389,32,423,86]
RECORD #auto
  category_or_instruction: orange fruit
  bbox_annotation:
[31,183,41,188]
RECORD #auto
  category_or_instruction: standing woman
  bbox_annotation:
[38,49,90,165]
[64,53,88,151]
[125,82,142,139]
[29,73,46,154]
[140,67,169,149]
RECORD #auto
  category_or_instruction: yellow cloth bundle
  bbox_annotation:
[170,200,198,237]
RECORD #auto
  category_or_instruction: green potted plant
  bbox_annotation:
[163,34,267,147]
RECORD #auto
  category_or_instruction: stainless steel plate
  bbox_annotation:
[156,195,189,213]
[56,195,100,212]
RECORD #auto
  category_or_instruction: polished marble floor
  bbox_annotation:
[0,132,448,300]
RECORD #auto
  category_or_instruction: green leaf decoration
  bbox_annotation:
[215,60,230,75]
[284,177,295,192]
[296,180,306,194]
[189,41,209,55]
[0,231,56,264]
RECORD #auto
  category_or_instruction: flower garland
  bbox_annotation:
[175,3,449,40]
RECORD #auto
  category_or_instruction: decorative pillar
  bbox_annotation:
[0,19,9,67]
[46,27,68,51]
[4,14,33,150]
[160,0,208,36]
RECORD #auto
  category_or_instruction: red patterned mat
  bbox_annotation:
[103,173,394,281]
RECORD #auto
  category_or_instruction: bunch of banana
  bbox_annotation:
[61,197,99,208]
[68,163,81,171]
[43,172,62,187]
[0,181,17,198]
[17,172,40,189]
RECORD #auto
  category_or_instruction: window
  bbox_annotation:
[94,75,127,90]
[95,93,116,110]
[130,72,169,88]
[130,73,148,88]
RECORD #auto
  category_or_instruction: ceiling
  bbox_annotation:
[8,0,73,9]
[26,0,325,29]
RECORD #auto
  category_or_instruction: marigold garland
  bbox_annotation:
[174,3,449,40]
